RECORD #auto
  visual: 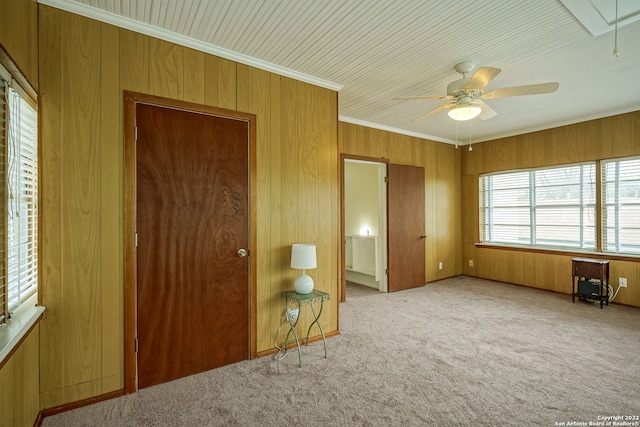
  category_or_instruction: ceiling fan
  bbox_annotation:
[393,61,559,122]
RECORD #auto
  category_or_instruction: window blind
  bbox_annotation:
[480,171,531,244]
[0,74,7,322]
[6,84,38,312]
[602,157,640,254]
[480,163,596,249]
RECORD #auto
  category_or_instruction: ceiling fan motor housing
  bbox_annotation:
[447,78,469,98]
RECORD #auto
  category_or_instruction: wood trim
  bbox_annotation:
[475,243,640,263]
[33,410,43,427]
[255,330,341,358]
[339,156,345,303]
[342,154,389,164]
[0,44,37,103]
[339,154,390,302]
[123,92,136,394]
[123,91,257,393]
[0,311,44,371]
[463,274,640,309]
[248,110,258,360]
[595,160,603,252]
[40,389,125,419]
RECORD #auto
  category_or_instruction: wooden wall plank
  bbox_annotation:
[299,83,319,247]
[60,10,102,387]
[119,30,149,93]
[204,55,237,110]
[369,128,389,159]
[38,4,64,394]
[328,88,339,330]
[319,87,338,331]
[0,0,38,90]
[237,64,275,353]
[0,325,40,427]
[424,141,437,282]
[183,48,205,104]
[267,74,284,352]
[609,261,637,306]
[281,77,299,254]
[514,133,534,169]
[100,22,123,384]
[149,39,183,100]
[612,113,634,158]
[634,111,640,155]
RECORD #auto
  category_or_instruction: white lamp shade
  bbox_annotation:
[290,244,317,270]
[448,104,481,121]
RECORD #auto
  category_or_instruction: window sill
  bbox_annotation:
[0,298,45,368]
[475,243,640,262]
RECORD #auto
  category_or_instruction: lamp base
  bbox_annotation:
[294,274,314,294]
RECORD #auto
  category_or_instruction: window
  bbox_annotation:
[602,157,640,255]
[480,163,596,250]
[0,64,38,322]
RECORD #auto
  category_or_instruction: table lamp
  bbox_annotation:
[290,244,317,294]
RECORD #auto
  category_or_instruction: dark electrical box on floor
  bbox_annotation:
[577,279,600,299]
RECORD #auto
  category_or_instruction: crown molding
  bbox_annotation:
[338,116,456,145]
[38,0,343,92]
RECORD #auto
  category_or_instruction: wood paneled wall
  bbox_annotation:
[38,5,339,409]
[461,111,640,308]
[0,1,40,426]
[339,122,462,282]
[0,325,40,427]
[0,0,38,91]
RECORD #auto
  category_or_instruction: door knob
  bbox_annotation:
[237,248,248,257]
[420,235,427,239]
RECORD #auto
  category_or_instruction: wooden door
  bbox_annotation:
[387,164,426,292]
[135,102,249,389]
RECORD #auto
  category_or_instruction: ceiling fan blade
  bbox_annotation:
[393,95,452,101]
[411,103,454,122]
[475,100,497,120]
[462,67,501,91]
[481,82,559,99]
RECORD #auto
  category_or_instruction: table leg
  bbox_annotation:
[284,304,302,367]
[306,298,327,359]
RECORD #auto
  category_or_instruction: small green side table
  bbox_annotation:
[281,289,330,367]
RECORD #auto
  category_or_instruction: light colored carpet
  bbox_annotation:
[42,276,640,426]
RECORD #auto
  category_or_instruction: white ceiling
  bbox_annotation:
[41,0,640,144]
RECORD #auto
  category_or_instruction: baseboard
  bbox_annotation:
[33,410,43,427]
[256,330,341,358]
[38,389,125,424]
[462,274,639,309]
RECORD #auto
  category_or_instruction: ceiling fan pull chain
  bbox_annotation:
[613,0,620,57]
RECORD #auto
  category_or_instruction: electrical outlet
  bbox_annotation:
[619,278,627,288]
[286,307,299,321]
[438,262,443,270]
[468,260,474,267]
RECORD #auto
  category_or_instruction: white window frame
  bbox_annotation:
[602,156,640,255]
[0,58,44,366]
[480,163,596,250]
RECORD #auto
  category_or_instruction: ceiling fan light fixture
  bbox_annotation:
[448,104,481,121]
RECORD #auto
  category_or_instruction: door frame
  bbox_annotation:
[340,154,389,302]
[123,91,257,393]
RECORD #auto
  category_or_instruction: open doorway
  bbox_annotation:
[342,158,388,299]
